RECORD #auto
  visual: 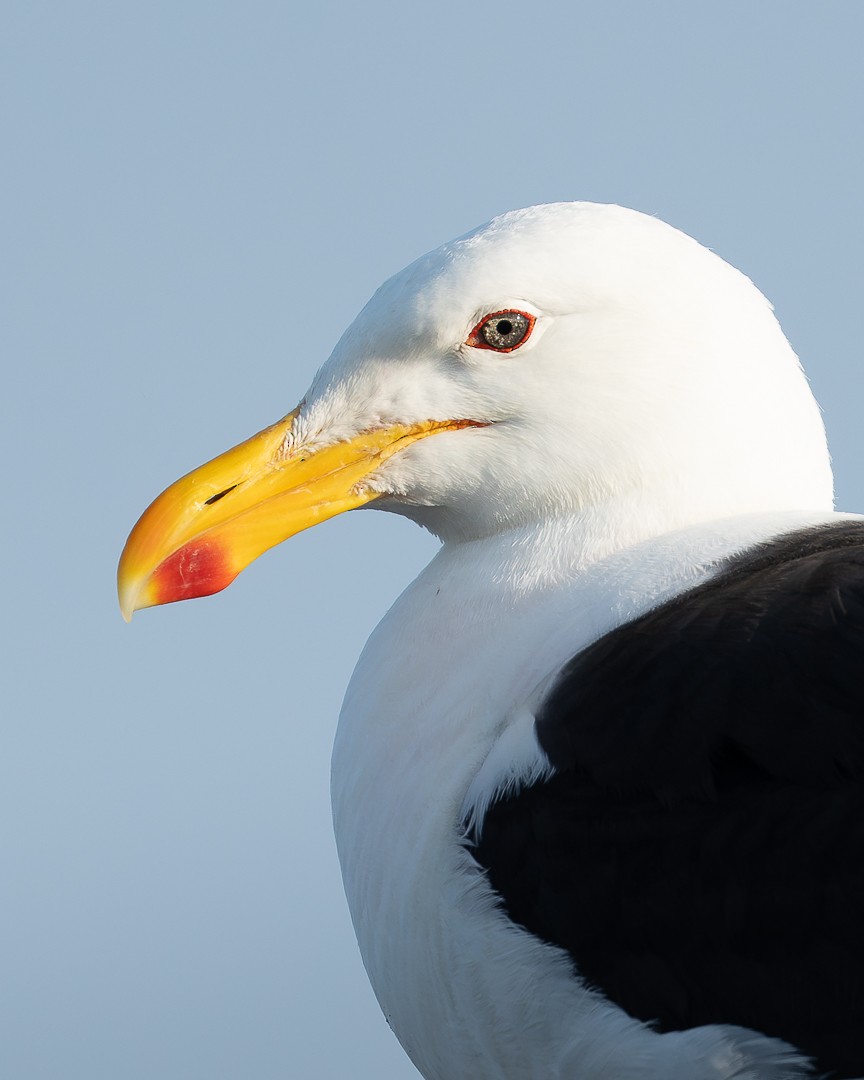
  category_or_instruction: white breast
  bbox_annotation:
[330,509,842,1079]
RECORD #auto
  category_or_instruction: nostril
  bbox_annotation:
[204,484,239,506]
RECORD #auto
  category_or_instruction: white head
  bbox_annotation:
[298,202,833,544]
[119,203,835,617]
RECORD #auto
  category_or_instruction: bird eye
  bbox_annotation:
[467,310,536,353]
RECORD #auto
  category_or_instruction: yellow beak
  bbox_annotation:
[117,407,482,621]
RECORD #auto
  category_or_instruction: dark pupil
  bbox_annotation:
[482,312,529,349]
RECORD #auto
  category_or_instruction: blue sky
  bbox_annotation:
[4,3,864,1077]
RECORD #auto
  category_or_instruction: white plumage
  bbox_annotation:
[122,203,863,1078]
[333,509,840,1080]
[317,205,844,1077]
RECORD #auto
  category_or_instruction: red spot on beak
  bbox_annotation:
[151,539,238,606]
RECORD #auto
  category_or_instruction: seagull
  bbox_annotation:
[118,203,864,1079]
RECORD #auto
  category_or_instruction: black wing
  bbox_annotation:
[470,522,864,1078]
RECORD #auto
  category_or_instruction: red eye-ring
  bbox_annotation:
[467,310,536,353]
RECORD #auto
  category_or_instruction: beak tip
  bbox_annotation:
[117,566,139,623]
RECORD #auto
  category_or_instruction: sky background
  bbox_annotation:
[4,3,864,1077]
